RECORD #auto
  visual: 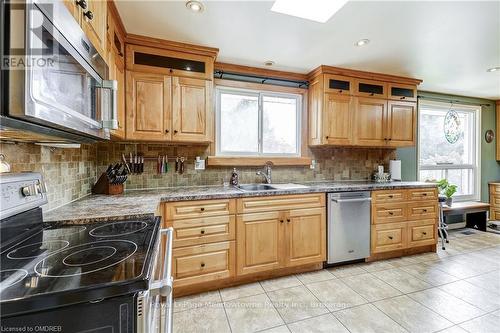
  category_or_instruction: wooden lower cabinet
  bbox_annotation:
[371,188,438,256]
[236,211,283,275]
[489,183,500,219]
[167,194,326,294]
[237,206,326,276]
[286,208,326,267]
[172,241,235,287]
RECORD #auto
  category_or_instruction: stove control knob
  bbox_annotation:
[21,185,36,197]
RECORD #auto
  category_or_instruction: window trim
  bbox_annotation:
[417,100,481,201]
[215,86,302,157]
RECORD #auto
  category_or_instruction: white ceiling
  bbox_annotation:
[116,0,500,100]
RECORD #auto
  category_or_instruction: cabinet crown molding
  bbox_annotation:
[308,65,423,86]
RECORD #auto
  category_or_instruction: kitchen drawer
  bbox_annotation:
[407,188,438,201]
[173,215,235,247]
[237,193,325,214]
[407,220,436,247]
[372,203,406,224]
[164,199,235,220]
[172,241,235,287]
[371,222,407,253]
[407,201,438,220]
[372,190,406,203]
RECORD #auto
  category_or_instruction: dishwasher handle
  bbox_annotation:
[331,197,372,203]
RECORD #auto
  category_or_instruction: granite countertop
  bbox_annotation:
[43,180,436,224]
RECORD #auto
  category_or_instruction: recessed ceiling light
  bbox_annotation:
[271,0,348,23]
[355,39,370,47]
[487,67,500,72]
[264,60,275,66]
[186,0,203,12]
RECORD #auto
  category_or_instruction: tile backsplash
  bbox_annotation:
[0,142,97,211]
[1,141,396,210]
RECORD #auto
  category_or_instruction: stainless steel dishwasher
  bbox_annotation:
[328,191,371,264]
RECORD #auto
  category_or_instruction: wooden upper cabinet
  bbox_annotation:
[172,77,211,142]
[63,0,81,24]
[388,83,417,102]
[323,93,353,145]
[109,52,126,139]
[354,97,387,146]
[126,44,214,80]
[324,74,353,95]
[285,208,326,267]
[355,79,387,98]
[80,0,107,58]
[386,101,416,147]
[126,71,172,141]
[236,212,284,276]
[308,77,323,146]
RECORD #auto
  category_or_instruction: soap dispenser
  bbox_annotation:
[230,168,239,186]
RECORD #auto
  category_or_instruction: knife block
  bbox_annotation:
[92,172,124,195]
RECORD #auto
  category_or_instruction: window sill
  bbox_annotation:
[206,156,312,167]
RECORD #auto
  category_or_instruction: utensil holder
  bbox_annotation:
[92,172,124,195]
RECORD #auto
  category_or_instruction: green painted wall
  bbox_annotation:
[396,91,500,202]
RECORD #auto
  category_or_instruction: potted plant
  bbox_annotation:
[437,179,458,206]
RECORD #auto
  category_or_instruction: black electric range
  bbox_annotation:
[0,173,171,333]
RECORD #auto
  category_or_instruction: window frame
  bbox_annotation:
[417,100,481,201]
[215,86,302,157]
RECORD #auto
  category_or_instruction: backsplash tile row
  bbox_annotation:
[0,142,97,211]
[0,141,395,210]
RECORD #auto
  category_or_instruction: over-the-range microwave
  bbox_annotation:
[0,0,117,143]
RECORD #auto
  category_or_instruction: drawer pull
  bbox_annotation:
[200,263,205,268]
[422,209,428,213]
[200,207,205,212]
[388,236,393,240]
[422,232,427,235]
[388,195,394,198]
[388,211,394,215]
[422,193,428,196]
[200,230,205,235]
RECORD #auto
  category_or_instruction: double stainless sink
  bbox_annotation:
[237,183,309,192]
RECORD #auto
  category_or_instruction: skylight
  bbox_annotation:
[271,0,348,23]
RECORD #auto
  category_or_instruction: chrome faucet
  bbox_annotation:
[256,162,273,184]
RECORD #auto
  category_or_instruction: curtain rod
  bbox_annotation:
[417,95,490,107]
[214,70,309,88]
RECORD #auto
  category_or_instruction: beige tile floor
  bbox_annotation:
[173,229,500,333]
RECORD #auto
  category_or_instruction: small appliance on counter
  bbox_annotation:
[0,173,173,333]
[373,165,391,183]
[389,160,402,181]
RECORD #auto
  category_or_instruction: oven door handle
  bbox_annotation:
[150,227,173,297]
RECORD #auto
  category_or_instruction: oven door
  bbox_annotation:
[137,227,173,333]
[4,0,117,140]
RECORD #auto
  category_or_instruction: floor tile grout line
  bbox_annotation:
[219,289,234,333]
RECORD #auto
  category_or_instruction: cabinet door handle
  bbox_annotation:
[325,136,329,140]
[83,10,94,20]
[280,220,284,223]
[165,129,169,133]
[388,236,393,240]
[76,0,87,9]
[388,211,394,215]
[286,218,291,223]
[338,90,343,93]
[200,263,205,268]
[422,193,428,196]
[422,232,427,235]
[200,207,205,212]
[200,230,205,235]
[174,130,178,134]
[400,96,406,100]
[422,209,428,213]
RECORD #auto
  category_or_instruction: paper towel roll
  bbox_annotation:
[390,160,402,181]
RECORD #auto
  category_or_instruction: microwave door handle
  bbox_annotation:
[100,80,118,130]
